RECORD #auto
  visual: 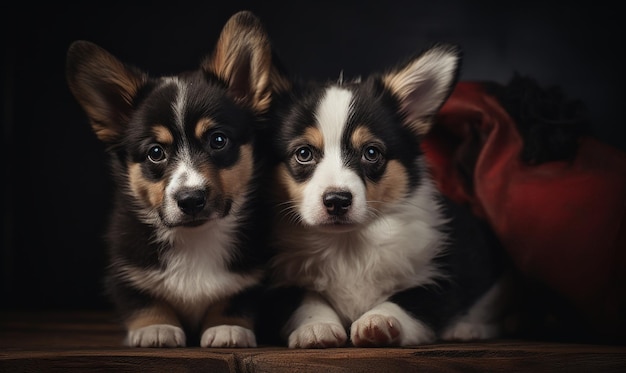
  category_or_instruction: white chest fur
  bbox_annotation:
[116,215,262,324]
[272,179,448,323]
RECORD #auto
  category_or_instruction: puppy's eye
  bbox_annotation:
[147,145,166,163]
[295,146,314,164]
[363,145,382,163]
[209,132,228,150]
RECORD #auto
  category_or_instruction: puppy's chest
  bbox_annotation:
[123,223,261,308]
[286,225,445,321]
[158,241,241,302]
[319,258,393,320]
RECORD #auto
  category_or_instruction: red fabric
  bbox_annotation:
[423,82,626,338]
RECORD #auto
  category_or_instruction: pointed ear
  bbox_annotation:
[66,41,147,145]
[382,44,461,136]
[203,11,277,114]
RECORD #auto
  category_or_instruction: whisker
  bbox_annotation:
[275,201,303,225]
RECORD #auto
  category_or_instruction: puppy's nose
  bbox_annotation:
[176,188,207,215]
[323,191,352,216]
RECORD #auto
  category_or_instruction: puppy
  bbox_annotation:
[66,11,275,348]
[265,44,510,348]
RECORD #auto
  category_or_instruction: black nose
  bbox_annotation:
[323,191,352,216]
[176,188,207,215]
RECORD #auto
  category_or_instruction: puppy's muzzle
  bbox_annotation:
[323,190,352,216]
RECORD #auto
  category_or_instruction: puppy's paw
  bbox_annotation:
[288,322,347,348]
[201,325,257,348]
[126,324,186,347]
[441,321,499,341]
[350,314,401,347]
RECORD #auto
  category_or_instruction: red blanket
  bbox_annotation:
[423,81,626,341]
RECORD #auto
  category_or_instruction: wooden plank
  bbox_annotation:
[241,344,626,372]
[1,311,625,372]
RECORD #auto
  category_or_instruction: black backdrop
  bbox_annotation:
[1,1,624,311]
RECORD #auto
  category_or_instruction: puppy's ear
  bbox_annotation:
[382,44,461,136]
[204,11,278,114]
[66,40,148,145]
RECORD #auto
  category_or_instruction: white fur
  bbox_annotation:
[114,209,263,327]
[284,291,347,348]
[301,87,368,225]
[383,45,459,135]
[161,148,210,226]
[162,78,212,227]
[351,301,436,346]
[273,159,448,330]
[170,77,188,132]
[315,86,352,150]
[126,324,186,347]
[201,325,257,348]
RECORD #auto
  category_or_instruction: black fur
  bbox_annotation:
[390,196,507,333]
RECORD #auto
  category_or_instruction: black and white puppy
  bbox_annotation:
[66,11,275,348]
[265,44,510,348]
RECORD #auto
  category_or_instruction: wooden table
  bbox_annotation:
[1,310,625,372]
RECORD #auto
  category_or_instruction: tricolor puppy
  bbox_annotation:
[267,44,509,348]
[66,11,274,347]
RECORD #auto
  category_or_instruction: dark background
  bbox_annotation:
[1,1,624,311]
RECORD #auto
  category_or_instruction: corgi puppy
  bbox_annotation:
[265,44,510,348]
[65,11,275,348]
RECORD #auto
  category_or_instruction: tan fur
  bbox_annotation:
[67,43,147,144]
[219,144,254,199]
[152,125,173,145]
[381,65,434,136]
[274,163,306,206]
[301,126,324,151]
[381,45,459,137]
[204,12,272,114]
[350,126,377,150]
[366,160,409,210]
[194,118,216,140]
[126,303,182,331]
[128,163,165,208]
[349,127,409,209]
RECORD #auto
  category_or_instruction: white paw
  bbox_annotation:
[288,322,347,348]
[441,321,499,341]
[126,324,186,347]
[201,325,257,348]
[351,314,401,347]
[352,302,435,346]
